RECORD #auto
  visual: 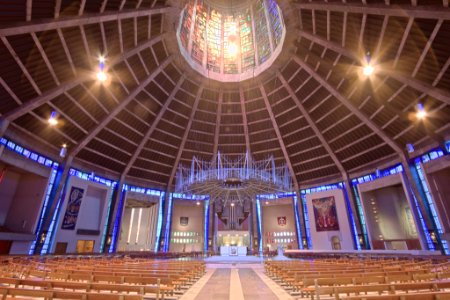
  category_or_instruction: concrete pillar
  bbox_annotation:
[293,190,305,249]
[401,156,436,252]
[160,191,173,252]
[0,119,10,158]
[342,174,363,250]
[34,156,73,254]
[104,177,125,253]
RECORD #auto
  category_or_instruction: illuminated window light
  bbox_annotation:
[230,202,235,207]
[135,208,143,244]
[127,208,135,244]
[417,103,427,119]
[48,111,58,126]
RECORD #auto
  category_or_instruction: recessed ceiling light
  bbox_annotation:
[97,71,107,82]
[363,65,374,76]
[416,103,427,119]
[48,111,58,126]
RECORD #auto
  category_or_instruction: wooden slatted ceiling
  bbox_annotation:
[0,0,448,188]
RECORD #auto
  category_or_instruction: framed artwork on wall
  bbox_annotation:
[61,187,84,230]
[312,196,340,231]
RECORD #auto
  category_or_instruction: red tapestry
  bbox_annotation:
[312,196,339,231]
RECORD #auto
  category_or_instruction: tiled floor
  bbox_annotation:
[179,263,294,300]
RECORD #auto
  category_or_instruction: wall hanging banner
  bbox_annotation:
[61,187,84,230]
[312,196,339,231]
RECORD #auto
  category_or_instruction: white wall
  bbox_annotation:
[262,198,298,249]
[170,200,204,252]
[52,176,112,254]
[306,189,354,250]
[118,204,159,251]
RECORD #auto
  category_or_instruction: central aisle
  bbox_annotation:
[179,261,294,300]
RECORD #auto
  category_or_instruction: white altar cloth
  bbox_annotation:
[220,246,247,256]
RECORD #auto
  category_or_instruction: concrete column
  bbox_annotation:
[293,190,305,249]
[160,191,173,252]
[104,177,125,253]
[401,156,435,251]
[34,156,73,254]
[342,175,363,250]
[0,119,10,158]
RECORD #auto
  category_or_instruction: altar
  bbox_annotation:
[217,231,249,256]
[220,246,247,256]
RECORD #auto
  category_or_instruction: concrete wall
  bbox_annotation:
[5,173,47,234]
[262,198,297,249]
[118,204,159,251]
[170,200,204,252]
[358,174,421,250]
[362,185,419,250]
[306,189,354,250]
[0,169,19,226]
[424,165,450,232]
[52,176,112,254]
[0,162,49,255]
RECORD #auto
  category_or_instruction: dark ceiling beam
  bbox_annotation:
[212,89,223,162]
[393,18,414,67]
[295,2,450,19]
[122,75,185,177]
[26,0,32,21]
[0,6,173,36]
[239,87,251,153]
[297,30,450,105]
[277,71,347,176]
[1,36,42,95]
[79,0,87,15]
[167,84,204,189]
[1,33,166,123]
[293,55,405,156]
[68,55,173,159]
[259,82,300,192]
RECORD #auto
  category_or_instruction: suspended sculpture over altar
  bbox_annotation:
[175,151,292,205]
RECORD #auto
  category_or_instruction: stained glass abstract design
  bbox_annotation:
[176,0,286,82]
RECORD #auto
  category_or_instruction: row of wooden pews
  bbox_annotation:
[0,255,205,299]
[265,257,450,300]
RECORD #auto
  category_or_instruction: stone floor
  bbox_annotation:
[179,260,294,300]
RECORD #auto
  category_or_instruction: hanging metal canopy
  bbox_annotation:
[175,152,292,204]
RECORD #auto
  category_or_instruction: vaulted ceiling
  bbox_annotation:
[0,0,449,190]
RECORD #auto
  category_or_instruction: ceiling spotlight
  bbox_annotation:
[230,202,235,207]
[265,201,269,205]
[363,65,375,76]
[96,71,107,82]
[99,55,106,63]
[60,144,67,158]
[416,103,427,119]
[48,111,58,126]
[196,201,200,206]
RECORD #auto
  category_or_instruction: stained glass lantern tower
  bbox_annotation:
[176,0,286,82]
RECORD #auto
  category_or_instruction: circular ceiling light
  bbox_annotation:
[176,0,286,82]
